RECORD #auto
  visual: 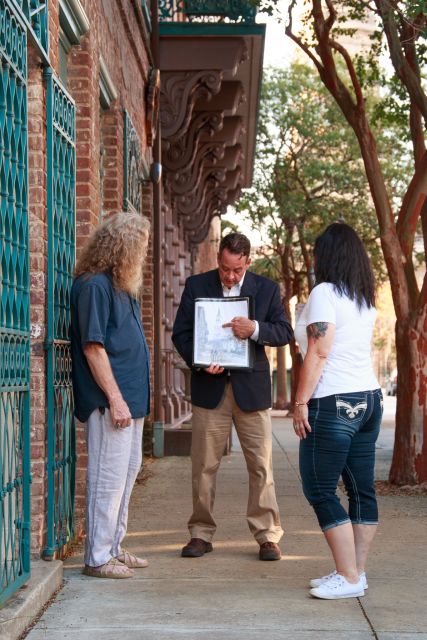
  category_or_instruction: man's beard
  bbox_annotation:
[124,267,143,298]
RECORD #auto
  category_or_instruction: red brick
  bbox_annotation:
[31,461,46,478]
[24,0,160,557]
[76,169,91,182]
[30,481,45,497]
[76,184,91,197]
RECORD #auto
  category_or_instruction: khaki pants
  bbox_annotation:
[188,382,283,544]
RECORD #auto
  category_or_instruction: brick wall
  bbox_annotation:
[25,0,154,554]
[101,108,121,217]
[28,43,48,555]
[68,39,101,256]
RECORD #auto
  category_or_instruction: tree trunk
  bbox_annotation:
[389,305,427,484]
[353,130,427,484]
[274,345,288,409]
[282,295,301,410]
[285,0,427,484]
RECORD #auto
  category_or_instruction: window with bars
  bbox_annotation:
[43,70,77,558]
[0,0,31,605]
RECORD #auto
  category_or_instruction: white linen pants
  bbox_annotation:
[85,408,144,567]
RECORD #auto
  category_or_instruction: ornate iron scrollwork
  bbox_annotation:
[0,0,31,604]
[123,111,142,214]
[158,0,257,23]
[44,70,76,560]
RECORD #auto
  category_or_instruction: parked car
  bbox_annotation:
[385,369,397,396]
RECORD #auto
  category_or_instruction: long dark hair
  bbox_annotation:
[314,223,376,309]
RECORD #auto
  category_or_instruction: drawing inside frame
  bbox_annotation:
[193,297,254,369]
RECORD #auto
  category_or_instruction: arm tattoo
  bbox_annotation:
[307,322,328,341]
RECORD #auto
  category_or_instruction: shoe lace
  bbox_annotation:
[323,574,346,590]
[322,570,337,582]
[107,558,123,567]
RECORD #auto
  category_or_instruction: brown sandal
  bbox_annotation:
[83,557,134,579]
[116,548,148,568]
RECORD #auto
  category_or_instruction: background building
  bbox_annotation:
[0,0,265,607]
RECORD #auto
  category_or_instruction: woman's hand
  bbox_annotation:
[293,403,312,440]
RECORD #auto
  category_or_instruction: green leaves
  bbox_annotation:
[237,62,389,294]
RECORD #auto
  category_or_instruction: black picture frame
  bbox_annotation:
[193,296,255,370]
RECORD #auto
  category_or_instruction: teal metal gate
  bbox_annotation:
[0,0,31,604]
[43,70,76,558]
[14,0,49,54]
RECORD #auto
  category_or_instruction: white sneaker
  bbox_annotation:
[310,570,368,589]
[310,573,365,599]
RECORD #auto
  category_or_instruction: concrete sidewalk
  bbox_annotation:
[24,410,427,640]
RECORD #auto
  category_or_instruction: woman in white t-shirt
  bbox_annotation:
[294,222,383,600]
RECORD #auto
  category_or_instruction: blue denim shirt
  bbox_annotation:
[70,271,150,422]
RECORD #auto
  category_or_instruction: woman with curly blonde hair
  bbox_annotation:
[71,211,151,579]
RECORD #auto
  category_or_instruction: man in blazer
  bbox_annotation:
[172,233,293,560]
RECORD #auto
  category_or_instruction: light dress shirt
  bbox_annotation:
[221,272,259,342]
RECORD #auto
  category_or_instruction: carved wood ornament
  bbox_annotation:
[146,68,161,147]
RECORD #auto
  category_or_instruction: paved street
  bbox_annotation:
[25,397,427,639]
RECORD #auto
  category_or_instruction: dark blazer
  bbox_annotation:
[172,269,293,411]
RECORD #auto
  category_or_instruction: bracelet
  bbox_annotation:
[295,401,307,406]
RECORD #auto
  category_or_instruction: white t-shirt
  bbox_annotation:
[294,282,379,398]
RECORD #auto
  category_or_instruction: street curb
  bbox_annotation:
[0,560,63,640]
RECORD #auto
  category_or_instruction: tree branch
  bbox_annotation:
[329,38,364,108]
[285,0,324,74]
[396,149,427,248]
[401,15,426,165]
[375,0,427,124]
[420,199,427,270]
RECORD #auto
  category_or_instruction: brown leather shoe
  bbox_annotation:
[259,541,281,561]
[181,538,213,558]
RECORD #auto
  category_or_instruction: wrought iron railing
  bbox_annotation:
[0,0,31,605]
[12,0,49,53]
[123,111,142,214]
[44,70,76,558]
[158,0,257,23]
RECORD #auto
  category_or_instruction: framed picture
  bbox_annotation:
[193,297,255,370]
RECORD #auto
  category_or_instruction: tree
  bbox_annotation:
[221,218,240,236]
[236,63,388,405]
[255,0,427,484]
[250,255,292,408]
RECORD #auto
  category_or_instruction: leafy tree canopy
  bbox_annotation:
[237,63,410,296]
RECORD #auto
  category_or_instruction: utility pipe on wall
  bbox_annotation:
[151,0,164,456]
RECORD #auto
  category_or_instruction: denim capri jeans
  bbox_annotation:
[299,389,383,531]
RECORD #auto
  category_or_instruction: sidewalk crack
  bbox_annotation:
[357,598,379,639]
[272,430,301,481]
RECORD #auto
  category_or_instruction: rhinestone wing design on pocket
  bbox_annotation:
[336,400,368,419]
